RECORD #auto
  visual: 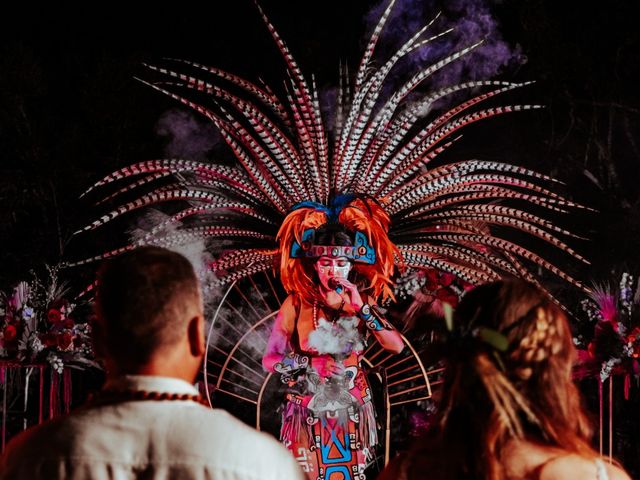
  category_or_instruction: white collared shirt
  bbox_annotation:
[0,375,304,480]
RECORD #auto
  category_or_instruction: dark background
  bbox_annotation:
[0,0,639,473]
[1,1,638,284]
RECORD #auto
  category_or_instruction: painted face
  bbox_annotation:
[315,256,352,290]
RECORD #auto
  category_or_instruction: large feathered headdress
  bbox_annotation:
[276,194,399,301]
[68,1,588,301]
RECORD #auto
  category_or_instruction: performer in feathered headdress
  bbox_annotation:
[70,1,589,477]
[263,195,404,478]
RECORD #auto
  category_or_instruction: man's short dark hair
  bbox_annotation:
[95,246,202,367]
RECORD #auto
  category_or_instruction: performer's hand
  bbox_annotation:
[311,355,345,377]
[335,278,364,312]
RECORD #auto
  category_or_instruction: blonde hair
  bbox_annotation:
[406,279,594,479]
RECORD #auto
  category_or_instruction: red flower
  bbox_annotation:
[57,332,75,351]
[49,298,69,310]
[423,269,440,291]
[47,308,62,324]
[40,333,58,347]
[63,318,75,329]
[439,272,456,287]
[3,324,17,342]
[436,287,459,308]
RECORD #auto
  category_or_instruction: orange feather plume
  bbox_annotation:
[276,197,401,303]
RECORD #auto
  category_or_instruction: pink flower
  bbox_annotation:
[590,287,618,323]
[40,333,57,347]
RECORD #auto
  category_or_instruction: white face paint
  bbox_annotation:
[315,256,352,290]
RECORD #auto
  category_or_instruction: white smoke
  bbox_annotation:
[307,316,365,355]
[127,209,219,315]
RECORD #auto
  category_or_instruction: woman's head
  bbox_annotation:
[276,196,398,302]
[310,225,355,291]
[314,256,352,290]
[430,279,594,478]
[453,279,575,386]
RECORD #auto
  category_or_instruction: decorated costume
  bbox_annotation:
[262,198,404,478]
[269,291,382,479]
[70,1,587,478]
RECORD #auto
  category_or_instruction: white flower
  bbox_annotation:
[29,335,44,354]
[600,358,621,382]
[47,352,64,374]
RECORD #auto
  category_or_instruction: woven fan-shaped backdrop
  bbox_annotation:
[202,271,440,464]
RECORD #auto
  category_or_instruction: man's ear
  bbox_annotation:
[187,314,206,358]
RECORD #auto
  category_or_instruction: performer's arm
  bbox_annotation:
[359,299,404,354]
[340,281,404,354]
[262,295,344,377]
[262,295,309,372]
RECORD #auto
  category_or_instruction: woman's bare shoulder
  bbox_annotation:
[503,440,630,480]
[539,455,631,480]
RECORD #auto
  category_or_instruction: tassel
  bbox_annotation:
[50,369,59,419]
[38,365,44,424]
[358,400,378,451]
[1,366,6,452]
[63,369,72,414]
[624,374,630,401]
[598,378,603,456]
[280,402,314,447]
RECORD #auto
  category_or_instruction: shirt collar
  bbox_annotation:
[104,375,199,395]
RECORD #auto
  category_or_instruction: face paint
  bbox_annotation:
[315,256,352,290]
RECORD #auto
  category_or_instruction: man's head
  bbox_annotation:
[94,246,205,380]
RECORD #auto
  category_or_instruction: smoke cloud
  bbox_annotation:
[307,316,365,356]
[155,109,221,161]
[363,0,525,89]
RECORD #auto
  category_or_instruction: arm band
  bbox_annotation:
[273,353,310,382]
[358,304,393,332]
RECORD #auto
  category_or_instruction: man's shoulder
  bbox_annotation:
[2,405,303,480]
[147,405,303,479]
[0,414,78,475]
[3,414,75,451]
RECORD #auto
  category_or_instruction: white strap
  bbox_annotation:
[595,458,610,480]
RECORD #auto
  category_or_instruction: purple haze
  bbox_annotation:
[155,109,221,161]
[363,0,525,89]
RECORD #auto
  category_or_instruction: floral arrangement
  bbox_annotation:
[0,267,98,373]
[577,272,640,386]
[396,268,469,308]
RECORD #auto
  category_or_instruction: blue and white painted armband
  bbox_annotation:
[358,304,392,332]
[273,353,310,382]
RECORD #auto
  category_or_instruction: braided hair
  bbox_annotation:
[403,279,594,480]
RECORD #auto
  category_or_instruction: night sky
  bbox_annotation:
[1,1,639,286]
[1,0,639,472]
